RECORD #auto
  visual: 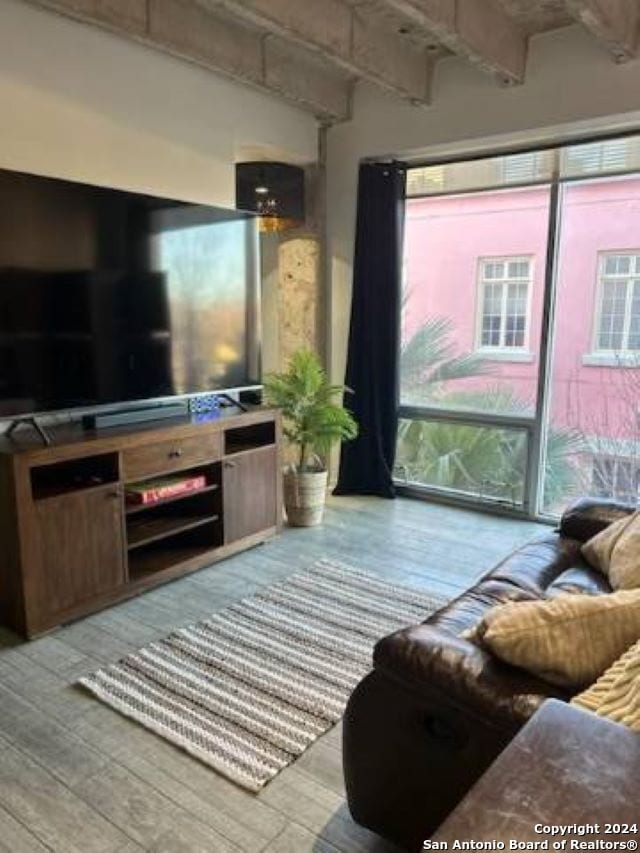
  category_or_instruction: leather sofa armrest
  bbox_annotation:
[374,623,567,728]
[559,497,635,543]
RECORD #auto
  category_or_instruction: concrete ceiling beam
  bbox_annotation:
[24,0,353,120]
[204,0,433,103]
[377,0,528,85]
[565,0,640,61]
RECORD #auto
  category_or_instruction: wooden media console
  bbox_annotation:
[0,408,282,638]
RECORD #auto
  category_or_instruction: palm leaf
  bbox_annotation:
[442,386,534,415]
[428,353,494,383]
[400,315,493,399]
[542,427,586,508]
[400,317,457,381]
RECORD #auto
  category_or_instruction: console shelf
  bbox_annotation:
[127,513,220,550]
[125,483,220,515]
[129,543,213,581]
[0,408,282,638]
[31,453,119,500]
[225,421,275,454]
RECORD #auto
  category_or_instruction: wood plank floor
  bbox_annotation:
[0,495,546,853]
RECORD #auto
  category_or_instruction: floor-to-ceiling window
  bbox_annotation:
[396,135,640,517]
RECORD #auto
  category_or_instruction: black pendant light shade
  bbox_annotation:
[235,162,305,222]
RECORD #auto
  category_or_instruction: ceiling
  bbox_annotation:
[24,0,640,123]
[494,0,573,35]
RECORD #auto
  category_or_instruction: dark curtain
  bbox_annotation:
[334,161,406,498]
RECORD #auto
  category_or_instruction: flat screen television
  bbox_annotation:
[0,168,261,418]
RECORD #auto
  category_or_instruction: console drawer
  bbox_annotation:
[122,433,222,481]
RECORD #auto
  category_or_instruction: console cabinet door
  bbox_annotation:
[33,483,126,623]
[223,447,278,544]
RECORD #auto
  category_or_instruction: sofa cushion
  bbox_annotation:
[582,510,640,591]
[429,578,540,636]
[476,589,640,688]
[426,533,612,641]
[486,535,590,597]
[545,566,611,597]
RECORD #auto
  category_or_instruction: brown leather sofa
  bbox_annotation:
[343,498,635,851]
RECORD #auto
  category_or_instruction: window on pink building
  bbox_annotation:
[593,253,640,354]
[478,257,531,351]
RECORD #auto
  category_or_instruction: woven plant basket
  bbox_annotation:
[283,469,328,527]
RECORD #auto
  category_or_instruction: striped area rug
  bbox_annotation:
[79,559,446,792]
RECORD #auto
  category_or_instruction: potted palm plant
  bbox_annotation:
[264,350,358,526]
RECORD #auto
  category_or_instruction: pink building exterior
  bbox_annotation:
[403,178,640,450]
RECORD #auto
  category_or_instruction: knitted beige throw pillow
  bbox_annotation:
[476,589,640,688]
[572,638,640,733]
[582,510,640,591]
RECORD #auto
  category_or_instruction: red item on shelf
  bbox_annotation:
[125,474,207,505]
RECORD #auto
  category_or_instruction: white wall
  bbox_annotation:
[326,25,640,383]
[0,0,318,206]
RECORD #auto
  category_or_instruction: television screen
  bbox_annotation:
[0,168,261,418]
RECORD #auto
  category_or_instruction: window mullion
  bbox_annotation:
[595,272,607,351]
[500,280,509,348]
[622,277,634,350]
[529,153,561,517]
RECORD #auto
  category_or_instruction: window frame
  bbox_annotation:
[399,131,640,522]
[590,250,640,359]
[475,255,534,358]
